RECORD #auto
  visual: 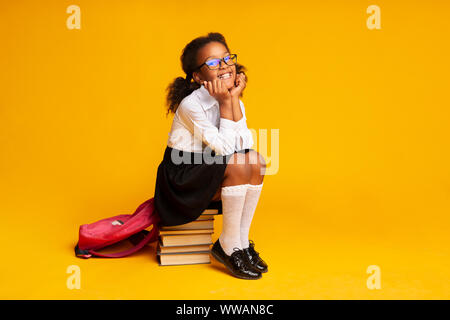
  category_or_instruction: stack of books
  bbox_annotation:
[157,204,221,266]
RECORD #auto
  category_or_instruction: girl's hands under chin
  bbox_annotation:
[203,79,232,106]
[229,72,246,98]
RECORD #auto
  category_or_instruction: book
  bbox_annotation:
[195,214,216,221]
[157,251,211,266]
[157,240,211,254]
[159,228,214,236]
[202,208,220,215]
[159,233,213,247]
[155,204,220,265]
[160,219,214,231]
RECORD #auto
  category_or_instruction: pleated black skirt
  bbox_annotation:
[154,145,252,226]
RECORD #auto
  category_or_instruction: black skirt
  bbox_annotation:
[154,145,252,226]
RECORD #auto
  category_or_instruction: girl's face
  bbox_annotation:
[193,42,237,90]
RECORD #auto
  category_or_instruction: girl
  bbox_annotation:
[154,32,268,280]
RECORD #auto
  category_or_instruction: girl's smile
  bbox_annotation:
[217,68,235,87]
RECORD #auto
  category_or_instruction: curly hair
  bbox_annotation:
[165,32,248,117]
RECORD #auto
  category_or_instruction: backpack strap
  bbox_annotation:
[76,226,159,258]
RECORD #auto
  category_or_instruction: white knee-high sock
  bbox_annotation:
[240,182,264,249]
[219,184,249,256]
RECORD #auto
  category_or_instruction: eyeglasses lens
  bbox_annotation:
[206,55,237,69]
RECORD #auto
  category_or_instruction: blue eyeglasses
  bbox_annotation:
[195,54,237,70]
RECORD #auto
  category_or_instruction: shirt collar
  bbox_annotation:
[195,85,219,111]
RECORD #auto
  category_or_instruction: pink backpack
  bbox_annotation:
[75,197,160,258]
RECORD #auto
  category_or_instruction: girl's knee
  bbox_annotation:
[247,151,266,177]
[225,153,252,182]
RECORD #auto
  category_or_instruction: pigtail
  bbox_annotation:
[165,75,199,117]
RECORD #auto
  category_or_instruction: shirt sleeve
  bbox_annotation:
[177,99,237,156]
[235,100,254,151]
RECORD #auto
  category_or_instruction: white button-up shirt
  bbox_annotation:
[166,84,254,156]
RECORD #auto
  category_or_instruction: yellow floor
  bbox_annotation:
[1,198,448,300]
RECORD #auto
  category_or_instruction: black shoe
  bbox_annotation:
[211,239,262,280]
[242,240,268,273]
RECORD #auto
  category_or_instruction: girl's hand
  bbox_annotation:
[229,72,246,98]
[203,79,232,106]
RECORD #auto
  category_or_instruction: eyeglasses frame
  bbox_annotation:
[194,53,238,71]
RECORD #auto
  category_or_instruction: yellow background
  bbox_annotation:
[0,0,449,299]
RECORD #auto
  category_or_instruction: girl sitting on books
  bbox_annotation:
[154,32,268,280]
